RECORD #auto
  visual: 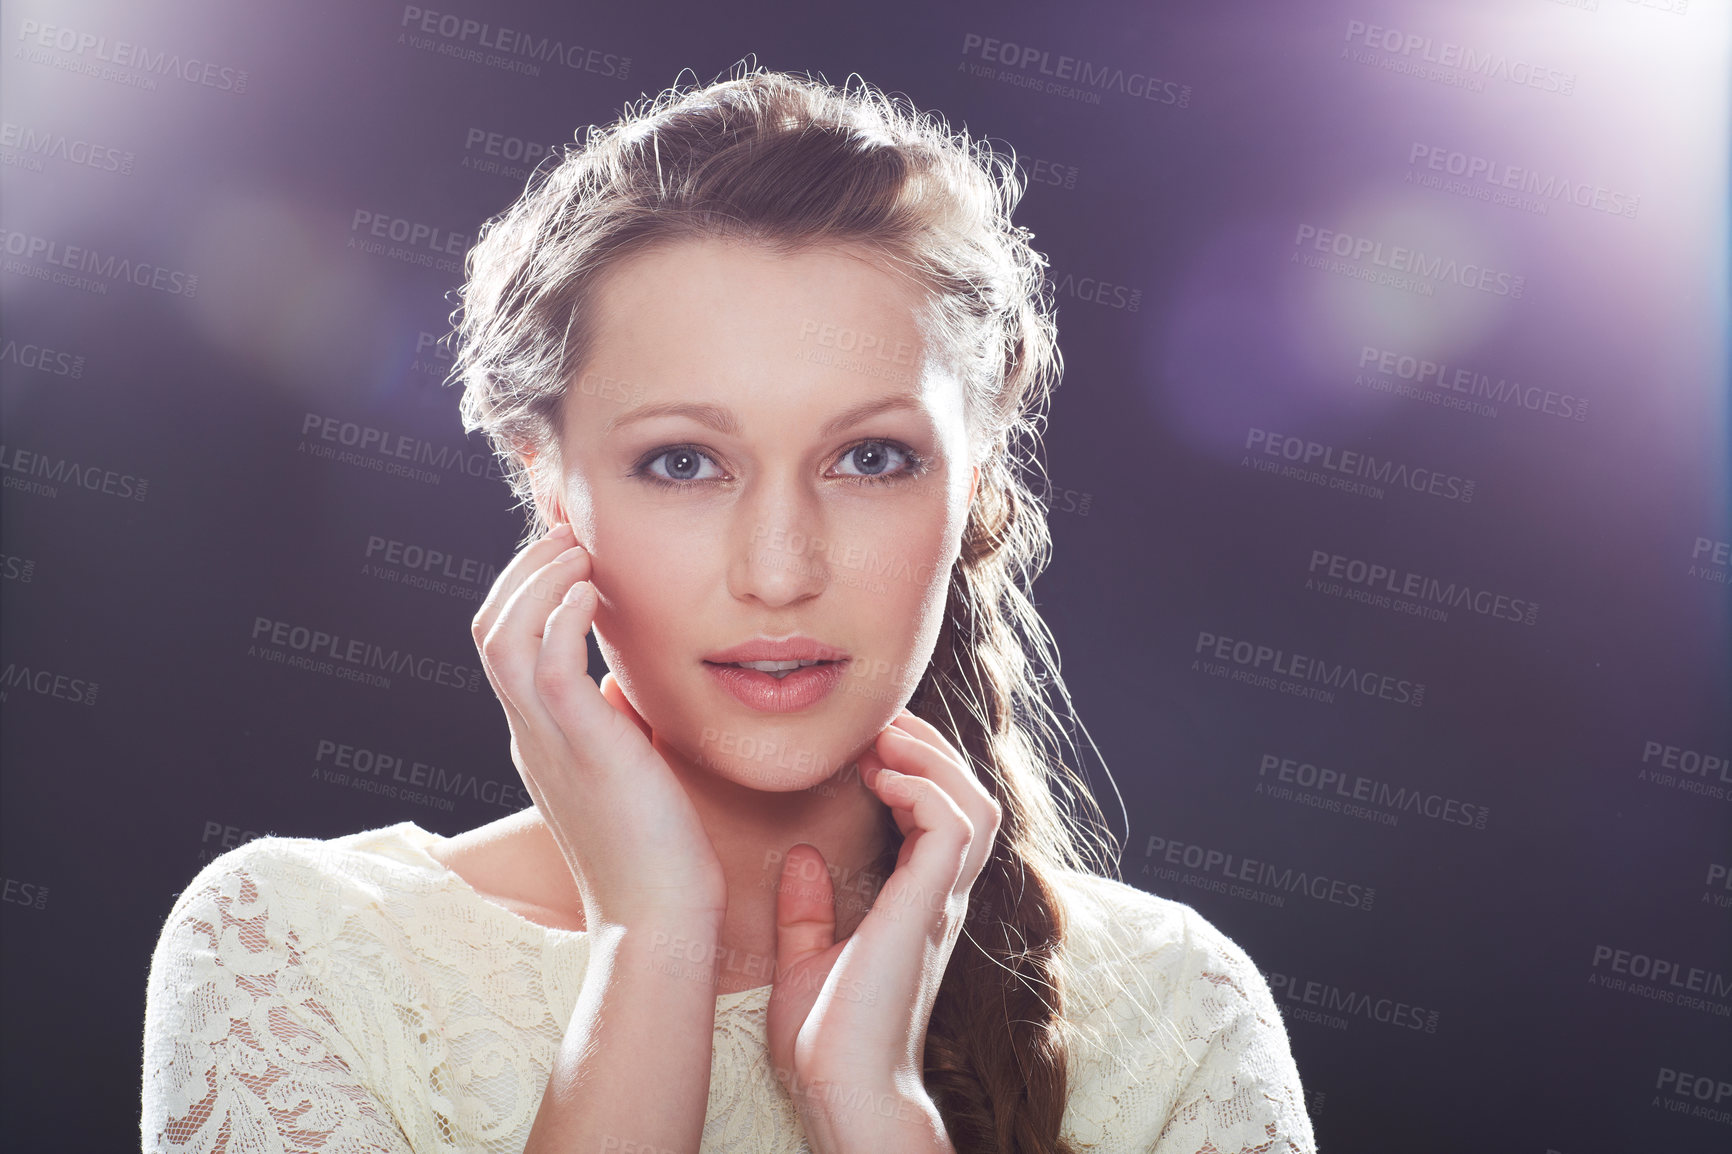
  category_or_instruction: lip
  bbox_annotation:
[702,636,850,664]
[704,660,846,713]
[701,635,851,714]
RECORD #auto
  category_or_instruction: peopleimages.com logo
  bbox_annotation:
[14,18,250,93]
[1293,224,1524,297]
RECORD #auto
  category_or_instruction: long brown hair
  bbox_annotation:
[447,62,1122,1153]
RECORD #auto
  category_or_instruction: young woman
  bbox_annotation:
[142,66,1315,1154]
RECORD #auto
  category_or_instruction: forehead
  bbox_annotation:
[576,236,950,414]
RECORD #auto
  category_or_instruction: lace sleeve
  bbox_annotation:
[1149,929,1316,1154]
[140,847,416,1153]
[1054,875,1317,1154]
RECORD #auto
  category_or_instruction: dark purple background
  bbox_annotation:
[3,0,1728,1150]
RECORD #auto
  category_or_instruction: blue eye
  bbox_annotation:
[630,439,925,489]
[638,445,726,484]
[831,439,922,484]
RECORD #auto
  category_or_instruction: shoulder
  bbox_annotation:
[1050,868,1268,1030]
[142,828,434,1152]
[145,832,361,1047]
[1047,870,1316,1153]
[161,824,411,936]
[156,833,332,955]
[143,826,438,1102]
[149,821,448,994]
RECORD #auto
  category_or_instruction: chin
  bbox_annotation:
[679,696,880,792]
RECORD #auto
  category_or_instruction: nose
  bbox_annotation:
[729,479,830,608]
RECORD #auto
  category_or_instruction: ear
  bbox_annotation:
[966,463,979,508]
[518,444,569,531]
[533,485,569,533]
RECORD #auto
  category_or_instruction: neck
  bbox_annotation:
[658,734,891,990]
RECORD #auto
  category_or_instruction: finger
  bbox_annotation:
[533,580,604,732]
[599,671,653,741]
[883,715,986,810]
[887,714,998,828]
[857,745,918,841]
[472,531,583,721]
[774,844,838,970]
[484,544,593,720]
[887,711,970,775]
[534,583,655,775]
[471,523,575,642]
[875,725,1000,884]
[868,767,973,906]
[855,747,911,873]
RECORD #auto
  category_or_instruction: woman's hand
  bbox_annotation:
[471,523,727,929]
[764,709,1002,1154]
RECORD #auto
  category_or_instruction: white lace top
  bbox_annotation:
[140,821,1316,1153]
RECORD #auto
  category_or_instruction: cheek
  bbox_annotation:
[585,515,719,654]
[836,501,961,666]
[872,523,951,623]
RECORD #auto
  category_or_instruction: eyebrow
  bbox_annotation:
[603,394,927,439]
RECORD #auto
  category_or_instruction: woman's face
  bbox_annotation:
[545,236,978,792]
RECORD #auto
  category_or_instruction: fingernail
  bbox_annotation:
[557,544,587,563]
[563,581,594,607]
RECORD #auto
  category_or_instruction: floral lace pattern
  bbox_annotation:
[141,822,1315,1152]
